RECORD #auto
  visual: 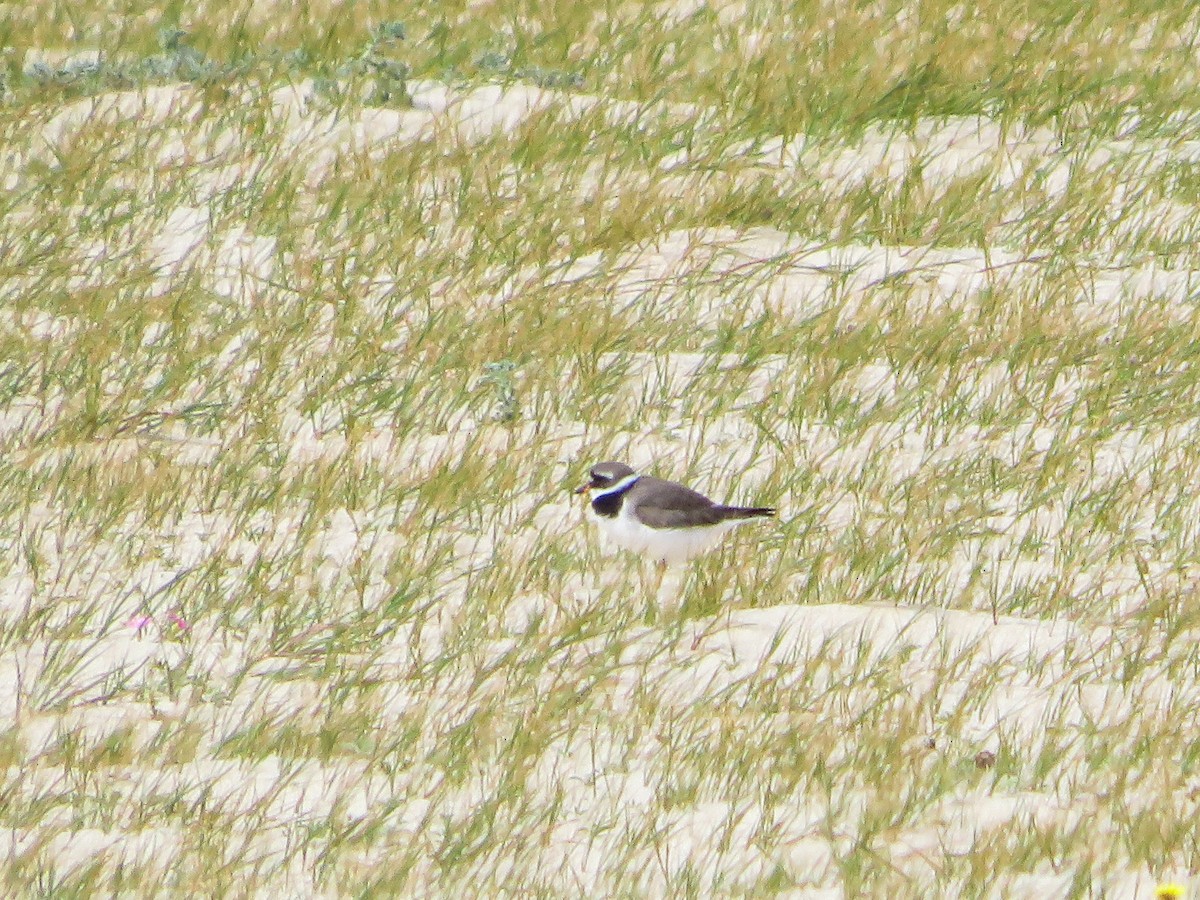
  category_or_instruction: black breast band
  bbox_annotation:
[591,479,638,518]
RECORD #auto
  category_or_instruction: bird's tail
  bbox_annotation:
[719,505,775,520]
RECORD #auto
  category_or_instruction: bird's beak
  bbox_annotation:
[574,482,591,495]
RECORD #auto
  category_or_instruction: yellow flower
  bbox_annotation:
[1156,884,1185,900]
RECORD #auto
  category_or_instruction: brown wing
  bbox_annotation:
[629,477,727,529]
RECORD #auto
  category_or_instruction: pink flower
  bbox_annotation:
[126,614,153,634]
[167,612,190,632]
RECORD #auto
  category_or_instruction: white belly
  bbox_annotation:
[588,505,748,566]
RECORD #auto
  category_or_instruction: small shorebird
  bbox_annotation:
[575,461,775,568]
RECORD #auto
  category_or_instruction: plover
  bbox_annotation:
[575,461,775,567]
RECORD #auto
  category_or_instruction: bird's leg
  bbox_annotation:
[645,559,663,621]
[639,559,667,624]
[656,558,694,621]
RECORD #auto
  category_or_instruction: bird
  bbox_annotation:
[574,461,775,567]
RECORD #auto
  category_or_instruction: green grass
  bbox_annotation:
[3,0,1200,896]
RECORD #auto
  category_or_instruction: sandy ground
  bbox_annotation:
[3,73,1199,896]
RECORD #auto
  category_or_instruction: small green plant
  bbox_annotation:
[477,360,519,423]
